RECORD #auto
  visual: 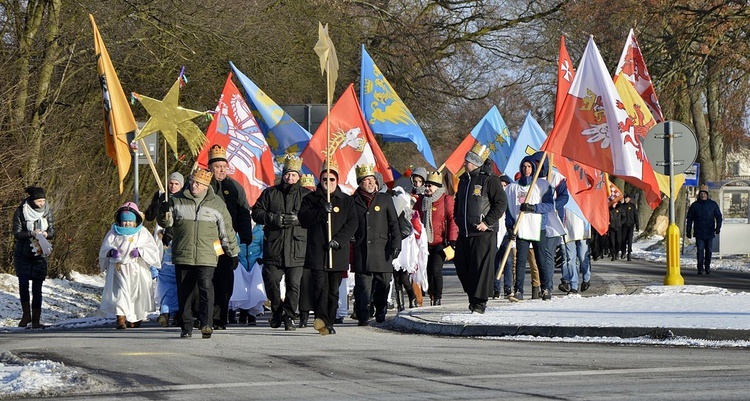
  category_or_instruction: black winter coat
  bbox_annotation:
[618,202,638,228]
[13,199,55,280]
[608,206,622,231]
[299,185,358,272]
[351,190,401,274]
[686,198,722,240]
[252,183,311,267]
[210,176,254,244]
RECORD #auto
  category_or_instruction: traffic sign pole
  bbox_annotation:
[664,121,684,285]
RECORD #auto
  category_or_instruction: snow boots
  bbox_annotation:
[18,302,31,327]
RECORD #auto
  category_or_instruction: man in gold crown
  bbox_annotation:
[252,154,310,330]
[158,168,239,339]
[454,144,507,314]
[206,144,254,330]
[298,160,358,335]
[351,163,401,325]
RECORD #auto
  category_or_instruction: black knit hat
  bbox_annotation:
[25,186,46,201]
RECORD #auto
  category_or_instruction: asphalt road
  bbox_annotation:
[2,257,749,400]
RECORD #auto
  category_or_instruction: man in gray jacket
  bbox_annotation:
[158,168,239,339]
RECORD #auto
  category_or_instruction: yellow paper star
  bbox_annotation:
[132,80,206,155]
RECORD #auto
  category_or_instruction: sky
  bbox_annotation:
[0,236,748,398]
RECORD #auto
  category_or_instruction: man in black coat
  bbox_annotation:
[686,187,723,275]
[618,194,638,261]
[351,164,401,325]
[298,161,358,335]
[252,155,310,330]
[207,144,254,329]
[454,144,507,314]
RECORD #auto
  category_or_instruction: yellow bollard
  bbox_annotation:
[664,223,684,285]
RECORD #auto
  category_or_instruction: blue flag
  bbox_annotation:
[504,111,548,178]
[230,62,311,156]
[471,106,514,172]
[360,45,436,168]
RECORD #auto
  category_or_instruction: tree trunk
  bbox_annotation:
[11,1,46,134]
[705,56,724,180]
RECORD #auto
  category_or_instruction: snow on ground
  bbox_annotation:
[0,237,747,398]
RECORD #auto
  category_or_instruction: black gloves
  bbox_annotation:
[159,201,170,214]
[391,248,401,259]
[323,202,333,213]
[685,230,692,239]
[239,235,253,245]
[508,232,517,241]
[520,203,536,213]
[161,232,173,246]
[715,228,721,235]
[449,240,456,249]
[230,256,239,270]
[282,213,299,226]
[328,239,341,250]
[269,213,284,227]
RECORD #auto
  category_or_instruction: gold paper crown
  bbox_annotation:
[321,159,339,174]
[355,163,376,180]
[426,171,443,185]
[191,168,213,186]
[699,184,708,191]
[208,144,227,164]
[282,154,303,174]
[300,174,315,188]
[470,143,491,161]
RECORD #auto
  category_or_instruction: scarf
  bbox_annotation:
[113,223,142,236]
[356,188,376,207]
[23,201,48,233]
[421,186,445,244]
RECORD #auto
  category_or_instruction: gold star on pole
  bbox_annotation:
[132,80,206,155]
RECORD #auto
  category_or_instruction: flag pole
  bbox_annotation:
[495,151,548,281]
[325,58,333,270]
[138,137,165,194]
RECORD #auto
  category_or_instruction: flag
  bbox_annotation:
[556,36,575,122]
[196,73,275,205]
[360,45,436,168]
[314,22,339,103]
[615,29,664,123]
[542,37,661,209]
[504,111,547,179]
[90,14,137,194]
[443,106,512,175]
[605,173,625,206]
[301,84,393,194]
[229,62,311,158]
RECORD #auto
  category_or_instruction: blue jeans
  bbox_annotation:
[696,238,713,272]
[563,240,590,290]
[505,230,554,294]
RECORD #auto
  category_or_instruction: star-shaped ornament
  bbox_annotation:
[132,80,206,155]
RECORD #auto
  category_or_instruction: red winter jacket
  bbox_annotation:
[414,193,458,247]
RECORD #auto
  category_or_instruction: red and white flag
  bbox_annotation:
[542,36,661,209]
[614,29,664,123]
[197,73,276,204]
[301,83,393,194]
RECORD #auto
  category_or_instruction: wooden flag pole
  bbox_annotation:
[325,61,333,270]
[495,151,548,281]
[138,138,165,194]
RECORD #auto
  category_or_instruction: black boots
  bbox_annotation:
[18,302,31,328]
[299,311,309,328]
[407,288,416,308]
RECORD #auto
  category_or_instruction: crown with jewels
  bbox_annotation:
[355,163,376,180]
[299,174,315,188]
[282,154,303,174]
[191,168,213,186]
[208,144,227,164]
[321,159,339,175]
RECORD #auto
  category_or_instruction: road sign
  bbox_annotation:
[683,163,700,187]
[642,121,698,175]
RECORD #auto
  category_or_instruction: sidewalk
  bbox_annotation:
[390,260,750,341]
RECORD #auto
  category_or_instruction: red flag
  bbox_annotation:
[555,36,575,122]
[615,29,664,123]
[196,73,275,204]
[443,133,475,175]
[301,83,393,194]
[542,37,661,210]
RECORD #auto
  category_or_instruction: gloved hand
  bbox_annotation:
[391,248,401,259]
[282,213,299,226]
[520,203,536,213]
[162,232,173,247]
[231,255,240,270]
[150,266,159,280]
[449,240,456,249]
[328,239,341,250]
[323,202,333,213]
[507,232,517,241]
[129,248,140,258]
[715,228,720,235]
[159,201,170,214]
[107,249,120,258]
[685,230,692,239]
[269,212,285,228]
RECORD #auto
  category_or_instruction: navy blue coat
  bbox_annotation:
[686,197,722,240]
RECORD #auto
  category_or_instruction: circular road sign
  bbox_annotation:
[642,121,699,175]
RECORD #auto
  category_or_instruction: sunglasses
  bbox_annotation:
[321,177,337,182]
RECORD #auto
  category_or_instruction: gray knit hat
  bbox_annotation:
[168,172,185,187]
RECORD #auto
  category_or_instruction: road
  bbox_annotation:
[2,257,749,400]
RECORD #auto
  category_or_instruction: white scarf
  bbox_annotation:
[23,201,48,233]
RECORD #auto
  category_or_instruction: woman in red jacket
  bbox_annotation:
[414,171,458,305]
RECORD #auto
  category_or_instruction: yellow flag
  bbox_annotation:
[314,22,339,102]
[90,14,137,194]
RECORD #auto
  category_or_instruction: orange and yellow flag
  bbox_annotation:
[90,14,137,193]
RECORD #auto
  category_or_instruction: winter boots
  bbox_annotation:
[531,286,541,300]
[157,313,169,327]
[299,311,309,328]
[407,287,417,309]
[238,309,248,324]
[18,302,31,328]
[116,315,127,330]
